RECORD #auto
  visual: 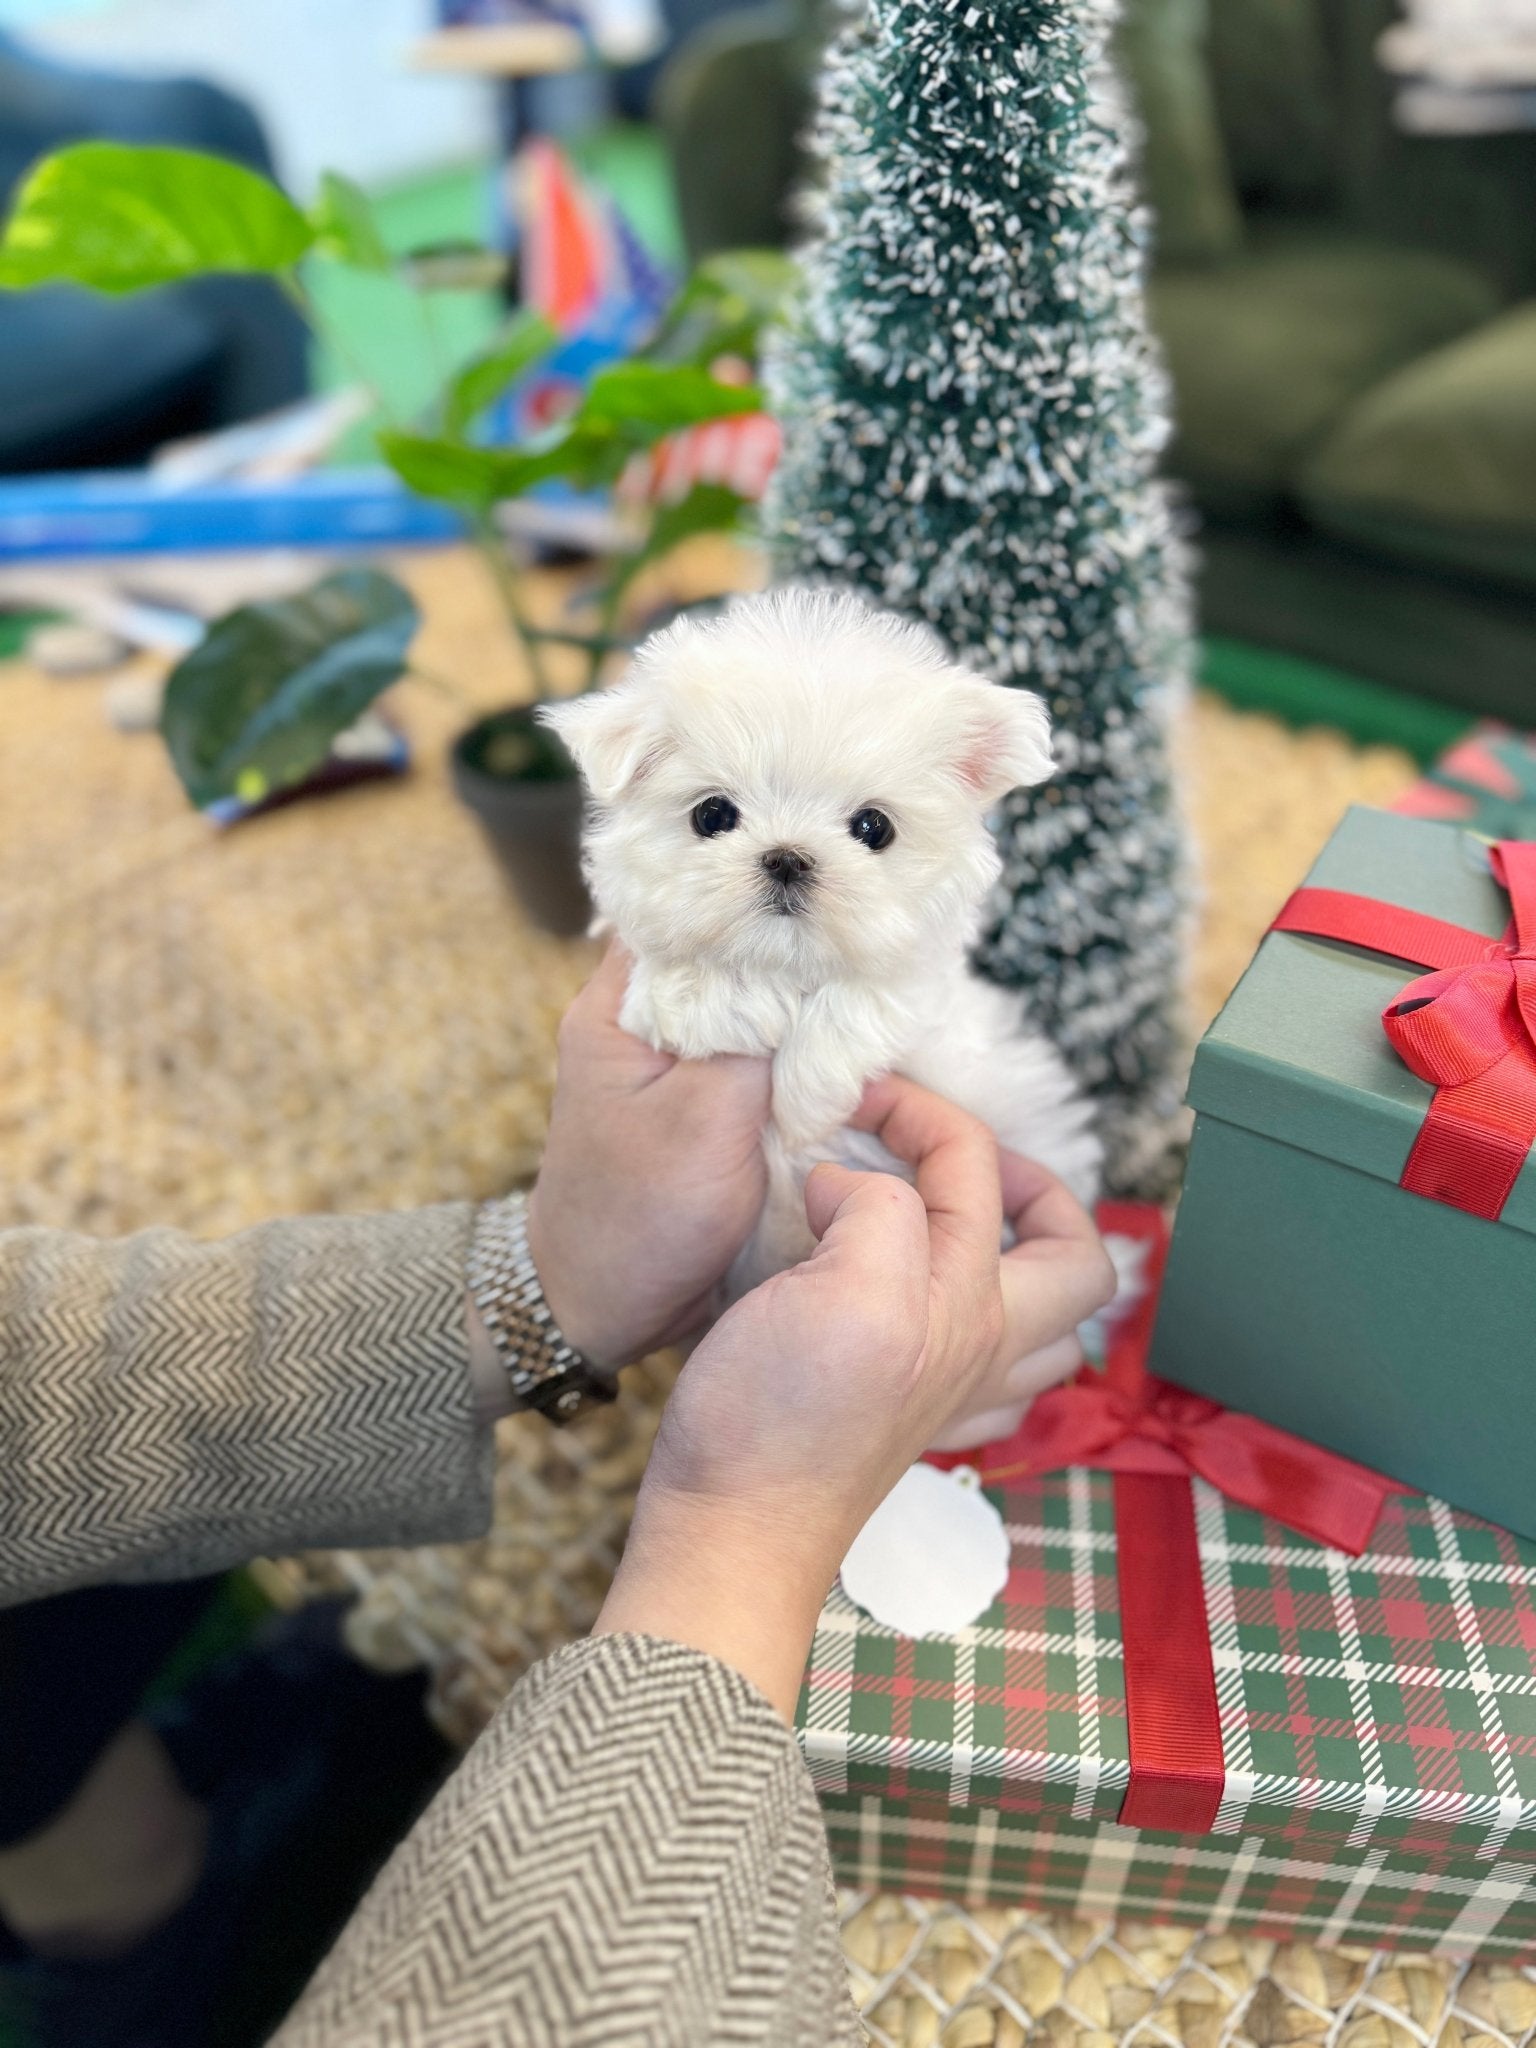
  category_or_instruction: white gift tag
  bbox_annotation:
[839,1463,1011,1638]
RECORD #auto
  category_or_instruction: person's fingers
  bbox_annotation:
[998,1149,1103,1254]
[995,1148,1116,1342]
[801,1163,931,1311]
[997,1332,1082,1401]
[803,1160,918,1244]
[851,1075,1003,1294]
[659,1047,774,1142]
[803,1161,862,1240]
[557,939,669,1080]
[996,1229,1117,1359]
[576,940,770,1124]
[928,1398,1032,1454]
[573,937,634,1030]
[925,1333,1080,1455]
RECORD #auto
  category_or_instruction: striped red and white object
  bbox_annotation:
[618,411,782,507]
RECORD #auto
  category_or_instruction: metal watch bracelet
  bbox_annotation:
[466,1193,617,1424]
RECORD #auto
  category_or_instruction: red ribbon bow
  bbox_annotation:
[1272,839,1536,1220]
[930,1204,1398,1834]
[1013,1375,1392,1555]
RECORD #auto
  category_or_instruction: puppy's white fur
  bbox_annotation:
[542,587,1101,1298]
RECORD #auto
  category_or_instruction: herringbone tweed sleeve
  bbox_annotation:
[0,1204,493,1607]
[276,1632,865,2048]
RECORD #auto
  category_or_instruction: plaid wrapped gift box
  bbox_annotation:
[798,1474,1536,1958]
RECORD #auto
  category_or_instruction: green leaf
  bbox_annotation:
[604,483,749,606]
[573,363,763,444]
[310,169,392,273]
[643,249,797,368]
[377,428,574,509]
[0,142,313,293]
[445,312,558,435]
[383,364,759,510]
[645,481,750,554]
[159,569,418,809]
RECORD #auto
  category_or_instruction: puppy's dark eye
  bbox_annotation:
[849,806,895,851]
[691,795,740,838]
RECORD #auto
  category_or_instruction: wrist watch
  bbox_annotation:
[467,1193,617,1424]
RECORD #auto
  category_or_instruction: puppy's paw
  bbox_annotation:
[770,1035,867,1153]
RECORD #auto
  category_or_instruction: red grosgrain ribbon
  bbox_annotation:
[1272,840,1536,1221]
[929,1205,1397,1833]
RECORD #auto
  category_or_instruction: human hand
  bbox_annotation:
[596,1076,1114,1714]
[525,942,772,1369]
[927,1150,1106,1451]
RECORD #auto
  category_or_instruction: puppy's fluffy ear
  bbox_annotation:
[538,684,668,804]
[949,679,1055,805]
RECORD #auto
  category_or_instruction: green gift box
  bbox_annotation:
[1150,807,1536,1543]
[798,1469,1536,1957]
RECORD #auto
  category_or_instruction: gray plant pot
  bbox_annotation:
[450,708,592,938]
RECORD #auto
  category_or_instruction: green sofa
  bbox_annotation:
[659,0,1536,720]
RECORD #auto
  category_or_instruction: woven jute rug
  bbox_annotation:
[8,544,1528,2047]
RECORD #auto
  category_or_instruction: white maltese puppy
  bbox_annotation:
[542,586,1101,1298]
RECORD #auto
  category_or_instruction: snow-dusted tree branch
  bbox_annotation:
[765,0,1194,1195]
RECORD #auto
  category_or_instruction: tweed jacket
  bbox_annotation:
[0,1210,863,2046]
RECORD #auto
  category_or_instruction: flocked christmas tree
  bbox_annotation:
[765,0,1193,1195]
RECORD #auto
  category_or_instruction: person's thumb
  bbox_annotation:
[803,1163,929,1294]
[803,1162,868,1241]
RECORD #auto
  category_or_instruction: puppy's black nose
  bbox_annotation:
[761,846,814,883]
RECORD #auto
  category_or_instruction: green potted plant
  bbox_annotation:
[0,141,791,933]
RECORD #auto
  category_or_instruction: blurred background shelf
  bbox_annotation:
[409,22,593,74]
